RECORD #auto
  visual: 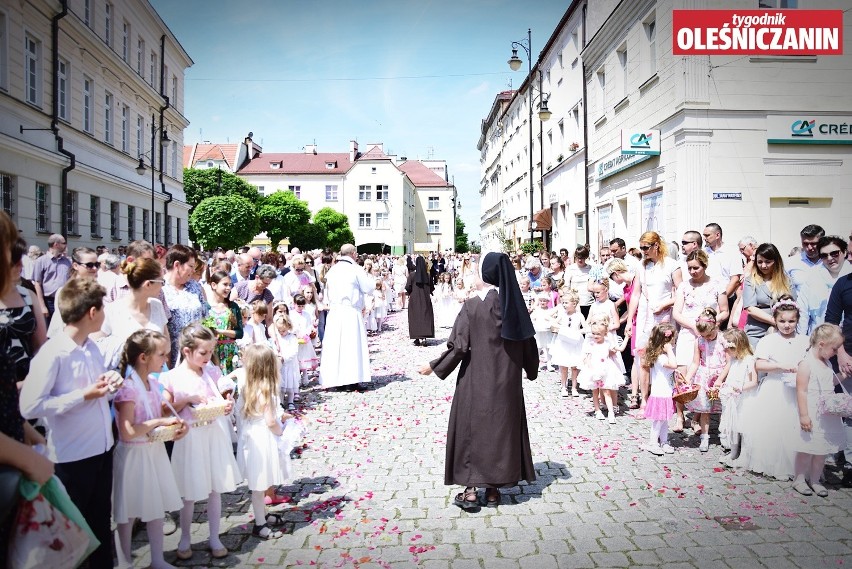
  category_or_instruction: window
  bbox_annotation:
[90,195,100,237]
[176,217,181,244]
[36,183,50,233]
[57,58,68,120]
[358,185,371,201]
[325,185,338,201]
[104,92,113,144]
[121,21,129,62]
[0,13,7,90]
[142,209,149,241]
[24,34,41,106]
[165,215,171,245]
[136,37,144,76]
[104,3,112,47]
[288,185,301,198]
[427,196,439,210]
[358,213,371,228]
[596,67,606,119]
[149,51,157,88]
[120,104,129,152]
[375,212,388,229]
[171,143,177,177]
[131,206,139,238]
[616,46,628,102]
[575,213,585,230]
[64,190,78,235]
[136,114,143,156]
[163,64,168,96]
[428,219,440,233]
[371,167,376,174]
[256,185,265,193]
[155,212,162,243]
[171,74,177,105]
[83,76,93,133]
[1,173,15,219]
[644,17,657,77]
[110,201,120,239]
[83,0,91,26]
[376,185,388,201]
[759,0,797,7]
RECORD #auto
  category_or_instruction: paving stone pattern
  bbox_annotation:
[129,309,852,568]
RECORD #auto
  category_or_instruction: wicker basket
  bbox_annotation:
[672,383,700,405]
[147,424,181,443]
[189,400,228,422]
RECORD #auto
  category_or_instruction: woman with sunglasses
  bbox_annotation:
[45,247,101,338]
[798,236,850,335]
[626,232,683,406]
[743,243,792,348]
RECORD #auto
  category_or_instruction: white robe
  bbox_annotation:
[319,256,375,388]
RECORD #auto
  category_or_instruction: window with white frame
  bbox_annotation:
[288,185,301,198]
[83,76,93,133]
[375,212,388,229]
[57,58,68,121]
[428,196,439,210]
[120,104,129,152]
[428,219,440,233]
[616,45,627,103]
[358,213,371,228]
[1,173,15,219]
[136,114,143,156]
[256,186,265,193]
[358,186,371,201]
[165,215,171,244]
[36,183,50,233]
[24,34,41,107]
[176,218,181,244]
[127,205,135,241]
[596,67,606,119]
[104,3,112,47]
[136,37,144,76]
[171,74,177,105]
[644,16,657,77]
[121,21,129,62]
[163,64,168,95]
[376,185,388,201]
[65,190,78,235]
[142,209,149,241]
[104,92,113,144]
[171,143,177,177]
[0,13,7,91]
[90,195,100,237]
[149,51,157,89]
[325,185,338,201]
[83,0,91,26]
[155,212,162,243]
[110,201,120,239]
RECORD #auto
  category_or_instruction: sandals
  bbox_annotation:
[453,487,479,510]
[483,488,500,508]
[810,483,829,497]
[792,480,813,496]
[264,512,286,525]
[627,394,640,409]
[252,523,283,540]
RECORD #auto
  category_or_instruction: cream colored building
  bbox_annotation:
[0,0,192,249]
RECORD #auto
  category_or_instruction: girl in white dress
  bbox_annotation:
[588,279,625,408]
[791,323,847,497]
[577,316,630,424]
[640,323,678,455]
[235,344,294,539]
[372,279,388,333]
[268,313,300,411]
[717,328,758,465]
[300,285,321,349]
[291,293,319,384]
[549,289,587,398]
[732,298,809,480]
[435,272,455,328]
[240,300,270,348]
[530,293,556,371]
[160,323,240,561]
[113,330,186,569]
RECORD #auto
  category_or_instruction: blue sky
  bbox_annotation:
[150,0,569,241]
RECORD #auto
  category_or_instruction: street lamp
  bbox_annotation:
[508,28,550,243]
[135,113,171,243]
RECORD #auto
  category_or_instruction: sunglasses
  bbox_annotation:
[639,245,652,251]
[681,240,696,245]
[148,278,166,284]
[819,250,842,260]
[77,261,99,269]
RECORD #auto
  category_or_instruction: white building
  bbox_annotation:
[0,0,193,250]
[584,0,852,255]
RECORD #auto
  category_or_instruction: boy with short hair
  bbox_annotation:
[20,278,117,568]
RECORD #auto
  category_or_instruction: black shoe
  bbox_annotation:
[413,339,421,346]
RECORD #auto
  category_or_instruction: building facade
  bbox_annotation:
[0,0,193,250]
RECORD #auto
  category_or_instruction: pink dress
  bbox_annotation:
[644,354,675,421]
[685,335,727,414]
[577,338,624,390]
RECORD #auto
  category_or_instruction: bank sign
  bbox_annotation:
[767,115,852,145]
[621,130,661,155]
[595,148,650,181]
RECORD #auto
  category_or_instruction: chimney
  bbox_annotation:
[304,144,317,154]
[349,140,358,162]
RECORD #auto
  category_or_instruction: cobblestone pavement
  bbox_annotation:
[129,308,852,568]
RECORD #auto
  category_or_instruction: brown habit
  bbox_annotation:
[429,289,539,488]
[405,272,435,339]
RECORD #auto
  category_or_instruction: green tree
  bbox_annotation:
[257,191,312,247]
[313,207,355,252]
[189,195,259,251]
[289,223,328,251]
[182,168,262,208]
[455,215,470,254]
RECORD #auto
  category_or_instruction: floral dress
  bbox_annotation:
[163,279,208,367]
[675,279,723,366]
[686,335,727,414]
[0,287,37,442]
[206,301,243,375]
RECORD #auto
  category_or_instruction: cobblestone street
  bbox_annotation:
[132,308,852,568]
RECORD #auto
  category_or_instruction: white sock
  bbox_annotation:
[251,490,267,526]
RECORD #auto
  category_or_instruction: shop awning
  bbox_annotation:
[531,208,552,231]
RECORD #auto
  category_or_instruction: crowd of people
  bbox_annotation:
[1,207,851,565]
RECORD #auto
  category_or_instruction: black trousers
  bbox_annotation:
[55,448,114,569]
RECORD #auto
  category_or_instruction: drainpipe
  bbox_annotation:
[52,1,75,238]
[159,35,172,244]
[581,2,590,247]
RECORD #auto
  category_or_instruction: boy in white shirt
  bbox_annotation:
[20,278,118,568]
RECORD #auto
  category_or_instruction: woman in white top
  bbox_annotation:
[565,246,596,318]
[626,231,683,405]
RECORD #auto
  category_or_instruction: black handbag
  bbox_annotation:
[0,465,22,525]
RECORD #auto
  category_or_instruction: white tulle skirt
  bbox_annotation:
[171,418,241,501]
[113,441,183,523]
[238,416,293,491]
[732,376,796,479]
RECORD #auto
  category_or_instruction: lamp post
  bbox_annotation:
[508,28,551,244]
[135,114,170,243]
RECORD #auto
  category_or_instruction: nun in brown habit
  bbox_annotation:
[418,252,539,508]
[405,255,435,346]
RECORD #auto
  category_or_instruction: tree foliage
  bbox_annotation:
[257,191,312,247]
[289,223,328,252]
[455,215,470,254]
[183,168,262,209]
[313,207,355,252]
[189,195,259,251]
[520,239,545,255]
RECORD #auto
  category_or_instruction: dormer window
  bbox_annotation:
[269,161,282,169]
[325,161,336,169]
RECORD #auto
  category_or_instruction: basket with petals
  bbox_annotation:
[147,424,181,443]
[189,400,228,422]
[672,376,700,404]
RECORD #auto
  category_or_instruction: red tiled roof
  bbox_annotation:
[182,145,193,169]
[183,143,240,170]
[237,152,353,175]
[358,145,391,160]
[398,161,451,187]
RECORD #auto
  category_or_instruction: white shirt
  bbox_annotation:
[19,331,114,463]
[786,251,822,298]
[704,243,743,286]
